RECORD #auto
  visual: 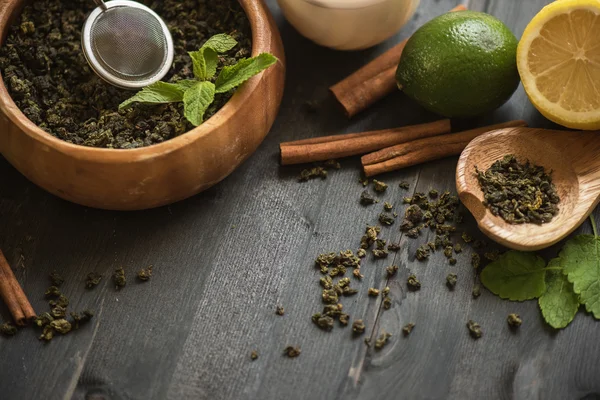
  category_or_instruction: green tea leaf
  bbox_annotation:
[539,259,579,329]
[480,251,547,301]
[215,53,278,94]
[183,81,215,126]
[119,81,186,109]
[560,234,600,319]
[202,33,238,53]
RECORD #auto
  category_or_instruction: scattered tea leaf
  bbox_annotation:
[507,313,522,328]
[372,180,388,193]
[283,346,301,358]
[35,313,54,327]
[45,286,61,298]
[386,265,399,278]
[378,212,395,226]
[312,313,334,331]
[374,331,392,350]
[360,190,377,206]
[467,320,482,339]
[85,272,103,289]
[446,273,457,290]
[137,266,153,282]
[70,310,94,330]
[49,271,64,286]
[299,167,327,182]
[352,319,366,335]
[113,267,127,289]
[407,274,421,291]
[402,323,415,336]
[50,319,72,334]
[383,296,392,309]
[0,322,17,336]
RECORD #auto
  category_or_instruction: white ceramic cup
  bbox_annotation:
[276,0,421,50]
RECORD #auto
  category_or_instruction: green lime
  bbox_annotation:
[396,11,520,118]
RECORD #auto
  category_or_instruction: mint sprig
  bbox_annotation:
[119,33,278,126]
[479,217,600,329]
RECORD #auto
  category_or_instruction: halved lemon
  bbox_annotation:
[517,0,600,130]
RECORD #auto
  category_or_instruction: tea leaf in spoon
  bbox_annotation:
[539,258,579,329]
[480,251,548,301]
[560,235,600,319]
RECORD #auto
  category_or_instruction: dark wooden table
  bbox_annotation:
[1,0,599,399]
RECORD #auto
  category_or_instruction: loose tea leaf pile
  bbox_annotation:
[0,0,252,149]
[37,272,93,341]
[476,155,560,224]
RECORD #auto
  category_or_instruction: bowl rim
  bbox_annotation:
[0,0,269,164]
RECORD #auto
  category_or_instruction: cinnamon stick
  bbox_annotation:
[280,119,451,165]
[362,120,528,177]
[330,4,467,118]
[0,250,36,325]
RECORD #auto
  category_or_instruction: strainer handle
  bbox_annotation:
[93,0,108,11]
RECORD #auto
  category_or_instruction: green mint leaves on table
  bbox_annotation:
[119,33,278,126]
[559,234,600,319]
[480,251,548,301]
[539,259,580,329]
[479,217,600,329]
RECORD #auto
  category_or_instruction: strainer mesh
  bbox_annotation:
[90,6,168,80]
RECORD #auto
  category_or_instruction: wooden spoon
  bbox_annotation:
[456,127,600,251]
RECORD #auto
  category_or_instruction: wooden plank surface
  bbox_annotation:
[2,0,600,399]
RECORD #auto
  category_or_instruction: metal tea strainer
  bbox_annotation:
[82,0,175,89]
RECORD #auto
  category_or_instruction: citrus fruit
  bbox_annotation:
[517,0,600,130]
[396,11,520,118]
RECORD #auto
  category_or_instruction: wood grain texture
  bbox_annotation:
[457,127,600,251]
[2,1,600,400]
[0,0,286,211]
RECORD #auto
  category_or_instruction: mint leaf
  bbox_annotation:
[480,251,548,301]
[203,48,218,79]
[174,79,198,91]
[183,81,215,126]
[190,47,220,80]
[202,34,238,53]
[215,53,278,94]
[560,234,600,318]
[119,82,186,109]
[539,259,579,329]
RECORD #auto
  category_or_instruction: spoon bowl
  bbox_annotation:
[456,127,600,251]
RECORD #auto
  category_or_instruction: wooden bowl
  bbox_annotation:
[0,0,285,210]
